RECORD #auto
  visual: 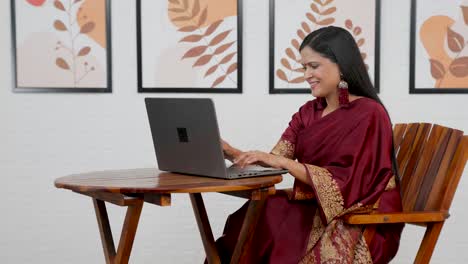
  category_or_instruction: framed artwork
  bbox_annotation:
[410,0,468,94]
[269,0,381,94]
[137,0,243,93]
[11,0,112,93]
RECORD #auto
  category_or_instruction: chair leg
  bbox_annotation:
[414,222,444,264]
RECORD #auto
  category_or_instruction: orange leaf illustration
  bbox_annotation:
[56,58,70,70]
[310,3,320,14]
[179,26,198,32]
[77,46,91,56]
[462,6,468,25]
[447,27,465,53]
[286,48,297,61]
[353,27,362,35]
[281,58,292,70]
[212,75,226,87]
[54,20,67,31]
[192,0,200,17]
[276,69,288,82]
[180,34,204,43]
[345,20,353,30]
[449,57,468,77]
[54,0,65,11]
[321,7,336,15]
[317,18,335,25]
[313,0,323,6]
[226,62,237,74]
[301,22,311,34]
[169,8,185,13]
[290,76,305,83]
[80,22,95,34]
[357,38,365,47]
[193,54,213,67]
[198,8,208,26]
[220,52,236,64]
[205,20,223,36]
[173,16,192,22]
[297,29,306,40]
[323,0,334,5]
[306,13,318,23]
[205,64,218,77]
[214,41,235,54]
[182,45,208,59]
[293,67,305,73]
[292,39,300,51]
[429,59,445,79]
[209,30,232,46]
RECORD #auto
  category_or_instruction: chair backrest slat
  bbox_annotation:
[394,123,467,213]
[424,131,464,211]
[414,127,453,211]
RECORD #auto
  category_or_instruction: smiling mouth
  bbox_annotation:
[308,81,319,89]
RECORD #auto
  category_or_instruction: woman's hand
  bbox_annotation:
[234,151,284,169]
[221,139,242,162]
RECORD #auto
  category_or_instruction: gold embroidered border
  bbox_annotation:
[290,180,315,200]
[385,175,396,191]
[270,139,295,159]
[306,164,345,223]
[353,235,373,263]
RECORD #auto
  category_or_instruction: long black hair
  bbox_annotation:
[300,26,400,181]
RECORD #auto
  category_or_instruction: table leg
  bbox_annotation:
[93,198,144,264]
[229,188,270,264]
[190,193,221,264]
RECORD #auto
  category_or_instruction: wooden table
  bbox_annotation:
[54,168,283,264]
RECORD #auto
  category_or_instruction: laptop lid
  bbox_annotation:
[145,98,228,178]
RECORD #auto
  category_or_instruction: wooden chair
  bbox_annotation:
[344,123,468,264]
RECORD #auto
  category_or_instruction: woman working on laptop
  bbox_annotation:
[216,26,403,263]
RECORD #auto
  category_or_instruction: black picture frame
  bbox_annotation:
[269,0,381,94]
[11,0,112,93]
[137,0,243,93]
[409,0,468,94]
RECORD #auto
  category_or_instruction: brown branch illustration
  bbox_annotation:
[344,19,369,70]
[276,0,336,86]
[53,0,95,86]
[169,0,238,88]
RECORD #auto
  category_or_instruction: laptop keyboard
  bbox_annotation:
[227,165,276,177]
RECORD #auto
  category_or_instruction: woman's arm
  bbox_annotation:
[234,151,311,185]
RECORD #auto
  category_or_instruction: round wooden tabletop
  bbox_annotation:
[54,168,284,194]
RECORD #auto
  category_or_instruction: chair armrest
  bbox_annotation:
[343,211,449,225]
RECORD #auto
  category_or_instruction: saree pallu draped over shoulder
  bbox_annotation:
[215,98,404,264]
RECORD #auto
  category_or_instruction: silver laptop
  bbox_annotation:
[145,98,288,179]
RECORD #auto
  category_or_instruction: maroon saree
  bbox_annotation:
[215,98,404,264]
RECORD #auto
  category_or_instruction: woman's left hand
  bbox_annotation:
[234,151,284,168]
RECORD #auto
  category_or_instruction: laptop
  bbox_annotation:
[145,98,289,179]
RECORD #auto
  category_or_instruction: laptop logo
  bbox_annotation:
[177,127,189,143]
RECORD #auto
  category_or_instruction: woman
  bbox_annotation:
[218,26,404,263]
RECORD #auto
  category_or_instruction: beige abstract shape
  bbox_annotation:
[77,0,106,48]
[420,15,468,88]
[168,0,237,29]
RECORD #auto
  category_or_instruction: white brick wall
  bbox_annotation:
[1,0,466,263]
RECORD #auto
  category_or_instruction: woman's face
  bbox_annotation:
[300,46,341,98]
